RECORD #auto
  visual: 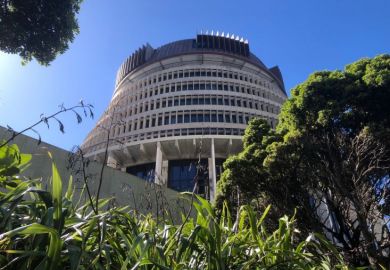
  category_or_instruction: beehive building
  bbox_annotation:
[81,32,287,200]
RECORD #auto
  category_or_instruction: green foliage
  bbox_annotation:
[215,54,390,268]
[0,143,351,269]
[215,118,281,217]
[0,0,82,65]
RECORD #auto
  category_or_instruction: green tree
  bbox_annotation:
[0,0,82,65]
[216,54,390,268]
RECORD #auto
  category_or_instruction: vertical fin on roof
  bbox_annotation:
[195,31,250,57]
[115,44,155,87]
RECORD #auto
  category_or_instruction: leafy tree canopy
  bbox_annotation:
[216,54,390,268]
[0,0,82,65]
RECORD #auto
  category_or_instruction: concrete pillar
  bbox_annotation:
[161,160,169,186]
[107,152,118,168]
[209,138,217,201]
[155,142,163,184]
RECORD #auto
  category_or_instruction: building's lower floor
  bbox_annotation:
[91,135,243,201]
[126,158,225,199]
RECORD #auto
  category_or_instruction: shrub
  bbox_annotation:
[0,143,353,269]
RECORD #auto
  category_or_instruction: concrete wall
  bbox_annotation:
[0,126,189,221]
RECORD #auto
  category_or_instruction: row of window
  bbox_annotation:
[86,127,247,153]
[114,111,275,136]
[120,95,279,118]
[85,109,275,148]
[129,67,277,91]
[118,80,284,105]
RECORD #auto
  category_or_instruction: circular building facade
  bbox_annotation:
[81,33,287,200]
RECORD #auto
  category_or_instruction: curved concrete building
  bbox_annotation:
[82,33,287,200]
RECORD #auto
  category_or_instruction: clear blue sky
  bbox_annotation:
[1,0,389,150]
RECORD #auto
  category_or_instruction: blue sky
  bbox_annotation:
[0,0,389,150]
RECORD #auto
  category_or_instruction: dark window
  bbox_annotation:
[180,98,185,106]
[171,115,176,124]
[197,114,204,122]
[184,114,190,123]
[218,114,224,122]
[211,98,217,105]
[232,115,237,123]
[174,99,179,106]
[168,159,208,194]
[187,98,192,105]
[158,117,162,126]
[225,114,231,123]
[211,114,217,122]
[178,115,183,123]
[204,113,210,122]
[164,116,169,125]
[127,163,155,182]
[168,100,172,107]
[218,98,223,105]
[194,83,199,90]
[199,97,204,105]
[191,114,197,122]
[192,98,198,105]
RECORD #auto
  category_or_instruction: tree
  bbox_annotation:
[0,0,82,65]
[216,54,390,268]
